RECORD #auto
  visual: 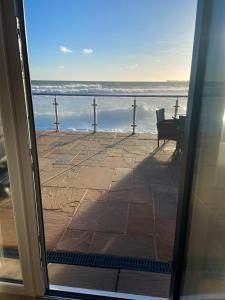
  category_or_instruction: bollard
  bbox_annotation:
[53,96,60,132]
[92,97,97,133]
[174,97,180,119]
[131,97,137,134]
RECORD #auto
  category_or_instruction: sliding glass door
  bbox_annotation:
[3,0,225,299]
[0,107,22,284]
[172,0,225,298]
[0,0,44,296]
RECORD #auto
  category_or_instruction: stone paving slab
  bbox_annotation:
[56,229,93,252]
[84,189,108,201]
[89,232,155,259]
[112,168,133,182]
[44,167,81,187]
[152,184,178,221]
[48,264,118,291]
[67,166,114,190]
[0,258,22,281]
[107,188,153,204]
[41,187,85,215]
[40,166,70,184]
[117,270,171,297]
[0,205,19,248]
[69,201,128,233]
[53,154,78,165]
[126,203,154,236]
[155,219,176,261]
[43,210,71,250]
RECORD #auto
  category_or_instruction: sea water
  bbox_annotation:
[32,81,188,133]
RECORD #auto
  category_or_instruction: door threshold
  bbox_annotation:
[47,284,168,300]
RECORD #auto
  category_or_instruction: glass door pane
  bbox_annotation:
[0,115,22,283]
[22,0,196,298]
[181,0,225,297]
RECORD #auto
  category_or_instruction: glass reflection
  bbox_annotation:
[0,117,22,282]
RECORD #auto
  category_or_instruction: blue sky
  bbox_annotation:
[24,0,197,81]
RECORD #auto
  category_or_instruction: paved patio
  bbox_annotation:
[0,131,180,297]
[37,131,179,262]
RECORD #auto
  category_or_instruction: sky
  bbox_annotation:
[24,0,197,81]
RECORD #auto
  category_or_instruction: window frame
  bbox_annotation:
[0,0,45,296]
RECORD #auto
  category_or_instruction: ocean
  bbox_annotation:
[32,81,188,133]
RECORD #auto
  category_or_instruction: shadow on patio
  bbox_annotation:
[36,131,180,297]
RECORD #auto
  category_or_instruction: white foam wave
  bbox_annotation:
[32,82,188,96]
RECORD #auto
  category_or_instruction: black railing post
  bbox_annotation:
[131,97,137,134]
[92,97,97,133]
[53,96,59,132]
[174,96,180,118]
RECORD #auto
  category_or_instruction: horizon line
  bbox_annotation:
[31,79,189,83]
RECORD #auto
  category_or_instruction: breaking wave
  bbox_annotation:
[32,80,188,133]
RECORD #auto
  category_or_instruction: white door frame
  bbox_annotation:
[0,0,45,296]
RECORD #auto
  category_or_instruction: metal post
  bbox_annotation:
[131,97,137,134]
[53,96,59,132]
[92,97,97,133]
[174,96,180,118]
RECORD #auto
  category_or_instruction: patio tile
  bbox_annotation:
[53,154,77,165]
[124,146,147,155]
[0,207,18,247]
[38,157,55,171]
[134,154,148,163]
[37,144,52,156]
[36,134,60,145]
[152,184,177,220]
[94,132,117,138]
[155,219,176,261]
[108,188,152,204]
[70,166,115,190]
[0,258,22,281]
[44,167,81,187]
[107,148,124,157]
[112,168,133,182]
[138,133,156,139]
[120,156,134,168]
[156,237,174,261]
[126,203,154,236]
[58,135,87,144]
[84,189,108,201]
[76,149,99,159]
[41,187,85,215]
[118,270,170,297]
[56,229,93,252]
[100,156,123,168]
[69,201,128,233]
[134,165,173,186]
[43,210,71,250]
[110,180,147,191]
[0,198,13,209]
[90,232,155,259]
[40,166,70,184]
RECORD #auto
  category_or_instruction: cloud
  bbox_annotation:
[82,49,94,55]
[120,64,138,70]
[59,46,72,54]
[129,64,138,69]
[158,46,192,55]
[58,65,65,69]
